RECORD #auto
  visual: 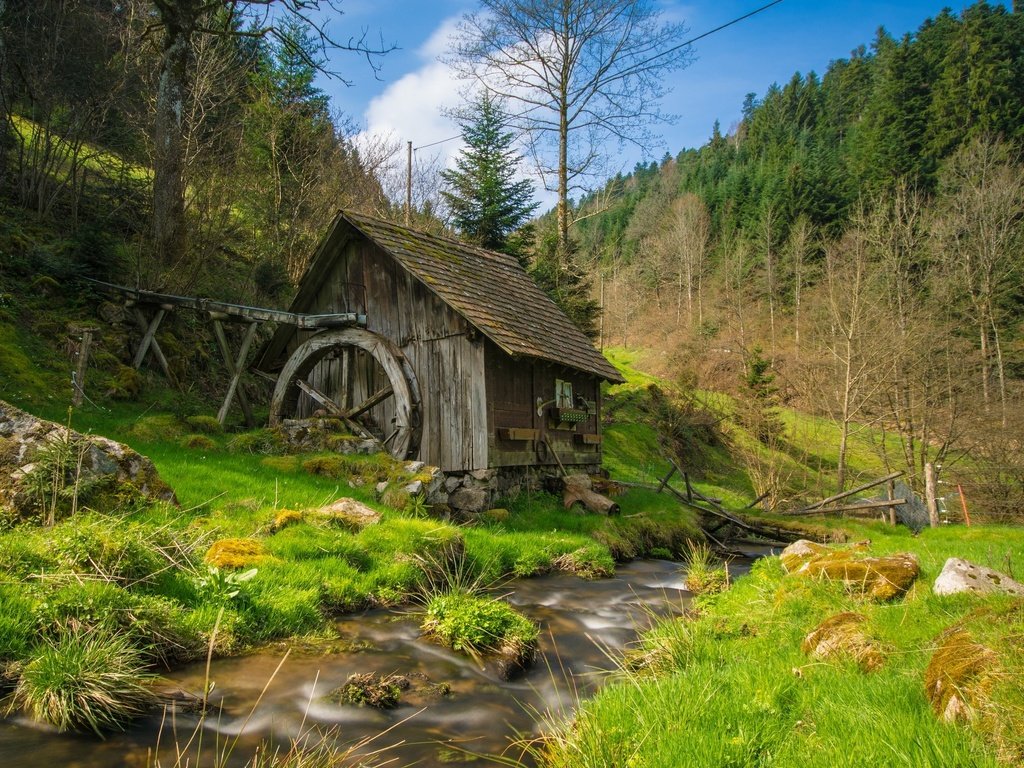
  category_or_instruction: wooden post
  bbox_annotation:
[131,306,174,381]
[925,462,940,528]
[405,140,412,226]
[212,317,258,427]
[684,472,693,503]
[887,479,897,526]
[71,328,94,407]
[957,483,972,527]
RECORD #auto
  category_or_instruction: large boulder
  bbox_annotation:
[312,497,381,529]
[933,558,1024,598]
[780,539,919,601]
[0,400,176,520]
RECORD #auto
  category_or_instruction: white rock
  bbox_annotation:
[933,557,1024,597]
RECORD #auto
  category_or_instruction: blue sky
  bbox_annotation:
[315,1,1012,202]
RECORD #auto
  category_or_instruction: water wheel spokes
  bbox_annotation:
[270,328,421,460]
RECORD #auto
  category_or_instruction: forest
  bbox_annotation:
[568,0,1024,511]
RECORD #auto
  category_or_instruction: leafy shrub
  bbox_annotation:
[11,628,156,734]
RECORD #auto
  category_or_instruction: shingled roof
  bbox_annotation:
[262,210,623,383]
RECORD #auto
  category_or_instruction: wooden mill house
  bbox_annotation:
[256,210,624,478]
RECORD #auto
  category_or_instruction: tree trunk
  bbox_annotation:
[152,1,196,276]
[924,462,939,528]
[556,90,569,263]
[990,312,1007,427]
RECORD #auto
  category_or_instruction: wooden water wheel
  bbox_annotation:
[269,328,421,460]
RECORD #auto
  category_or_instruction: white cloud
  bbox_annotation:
[355,17,463,170]
[353,14,558,212]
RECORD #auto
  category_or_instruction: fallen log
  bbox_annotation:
[563,474,620,515]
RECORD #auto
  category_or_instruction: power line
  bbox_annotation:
[660,0,785,61]
[409,0,785,153]
[414,134,461,151]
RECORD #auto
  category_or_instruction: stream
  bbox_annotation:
[0,556,757,767]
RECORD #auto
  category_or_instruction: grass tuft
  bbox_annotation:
[10,628,155,735]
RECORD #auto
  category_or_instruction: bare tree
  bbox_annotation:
[786,215,814,363]
[449,0,690,257]
[817,223,891,492]
[668,193,710,330]
[933,136,1024,427]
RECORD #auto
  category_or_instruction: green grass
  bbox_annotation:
[422,589,539,661]
[536,521,1024,767]
[11,628,156,735]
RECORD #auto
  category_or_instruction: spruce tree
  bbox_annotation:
[441,94,537,256]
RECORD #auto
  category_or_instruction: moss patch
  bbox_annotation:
[204,538,267,568]
[801,612,885,672]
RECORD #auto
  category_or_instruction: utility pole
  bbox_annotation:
[405,141,412,226]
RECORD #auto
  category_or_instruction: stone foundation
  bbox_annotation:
[424,464,602,516]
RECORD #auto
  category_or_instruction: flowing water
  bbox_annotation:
[0,557,757,767]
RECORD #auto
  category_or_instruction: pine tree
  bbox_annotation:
[441,94,537,256]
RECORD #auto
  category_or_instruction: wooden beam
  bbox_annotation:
[131,307,173,381]
[786,471,904,516]
[342,385,393,420]
[656,463,677,494]
[294,377,375,442]
[294,377,345,418]
[88,278,363,329]
[213,319,258,427]
[785,498,908,517]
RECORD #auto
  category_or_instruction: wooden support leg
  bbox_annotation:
[212,318,258,427]
[72,328,94,407]
[131,307,174,381]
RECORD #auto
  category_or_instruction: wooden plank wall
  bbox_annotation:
[485,340,603,468]
[289,238,488,471]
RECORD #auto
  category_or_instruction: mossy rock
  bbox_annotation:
[311,498,382,530]
[924,599,1024,764]
[801,612,885,672]
[780,539,919,601]
[331,672,407,709]
[180,434,216,451]
[481,508,510,523]
[205,538,267,568]
[422,590,539,680]
[270,509,304,532]
[107,365,143,400]
[185,415,223,435]
[780,539,831,572]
